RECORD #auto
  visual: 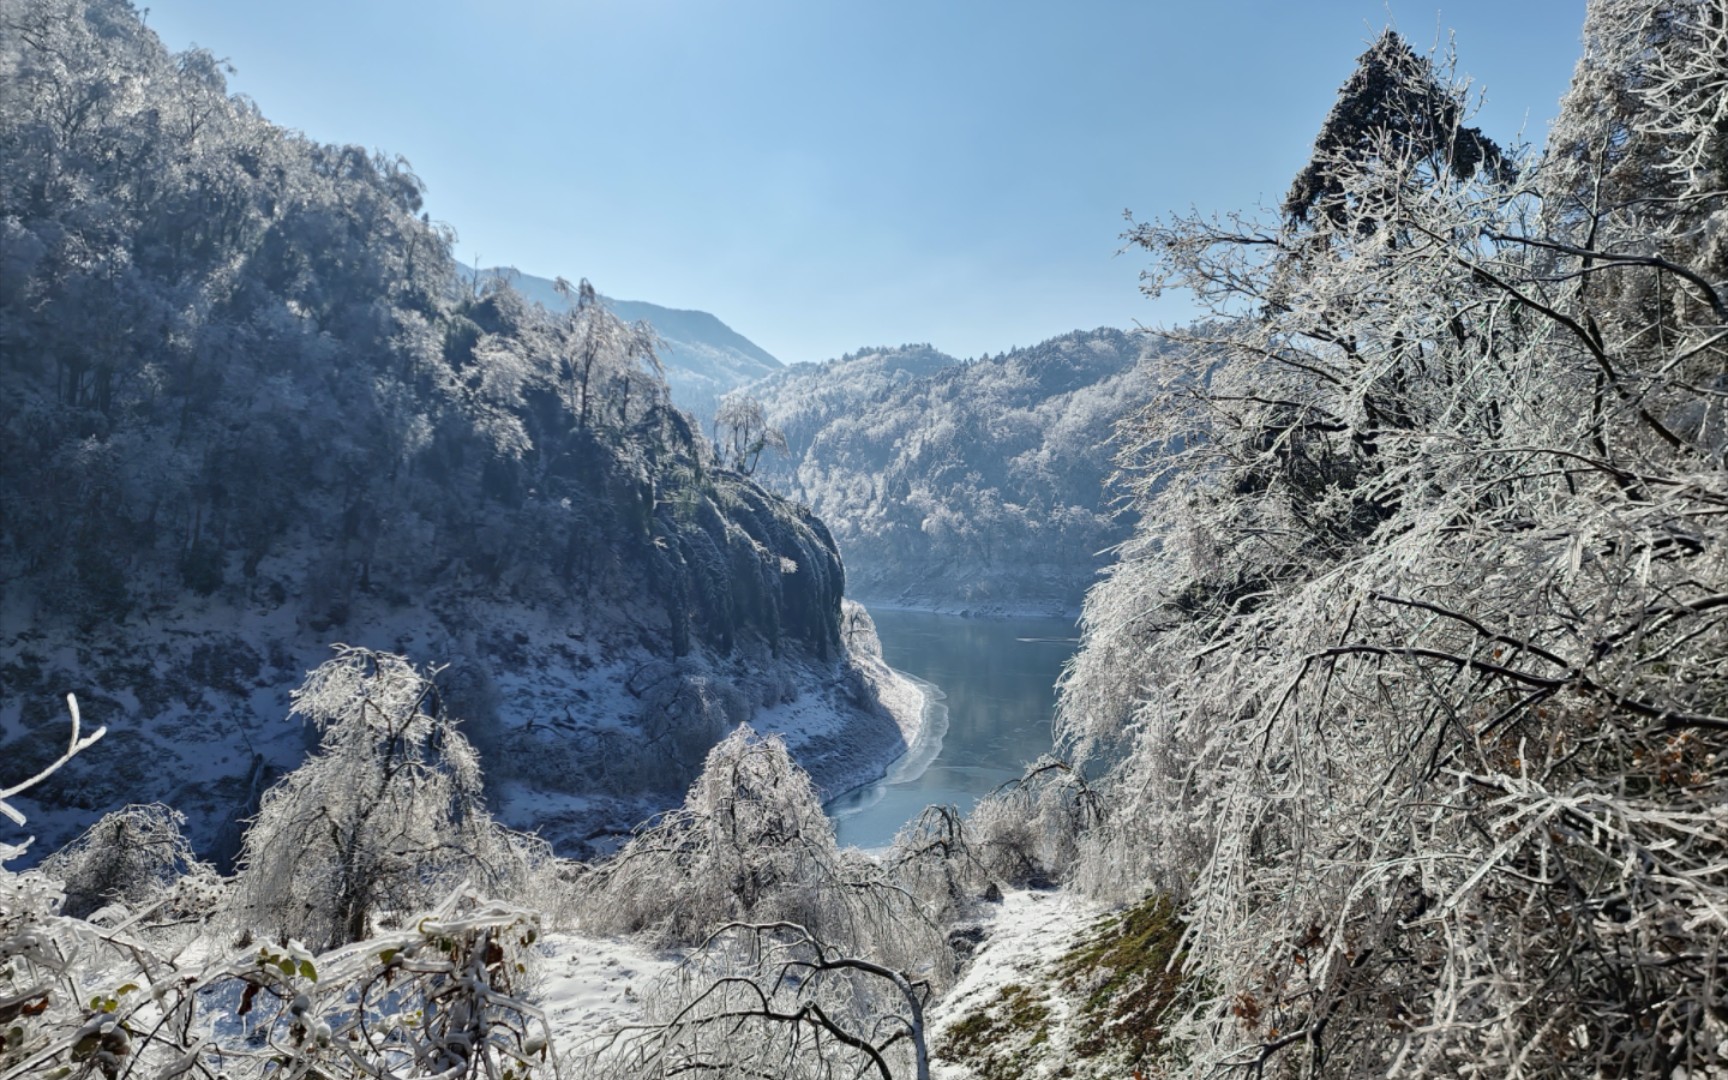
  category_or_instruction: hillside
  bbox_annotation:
[6,3,1726,1080]
[744,330,1154,615]
[0,1,907,861]
[462,264,781,425]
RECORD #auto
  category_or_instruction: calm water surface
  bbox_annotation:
[829,608,1078,848]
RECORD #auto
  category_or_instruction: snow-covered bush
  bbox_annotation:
[228,647,517,950]
[577,727,947,980]
[493,826,583,930]
[5,692,558,1079]
[40,802,218,921]
[964,758,1101,889]
[207,886,555,1080]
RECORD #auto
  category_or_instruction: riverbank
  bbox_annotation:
[748,644,928,801]
[826,671,949,844]
[825,609,1079,849]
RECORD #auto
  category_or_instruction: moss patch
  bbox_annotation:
[1055,893,1185,1070]
[935,982,1053,1080]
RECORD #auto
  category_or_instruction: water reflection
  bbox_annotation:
[829,608,1078,848]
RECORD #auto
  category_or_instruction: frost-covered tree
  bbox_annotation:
[1543,0,1728,414]
[577,727,943,972]
[573,728,952,1077]
[1283,28,1510,230]
[39,802,217,920]
[229,648,511,950]
[1065,12,1728,1077]
[4,694,557,1080]
[551,275,663,433]
[713,392,787,476]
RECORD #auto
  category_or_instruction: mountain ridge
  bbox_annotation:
[460,264,781,424]
[0,11,909,863]
[742,328,1155,615]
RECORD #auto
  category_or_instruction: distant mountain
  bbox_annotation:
[740,342,964,462]
[745,330,1157,616]
[460,264,781,424]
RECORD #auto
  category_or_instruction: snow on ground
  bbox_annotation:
[928,887,1105,1079]
[4,560,926,866]
[532,886,1103,1076]
[490,642,928,856]
[864,653,926,748]
[535,930,682,1060]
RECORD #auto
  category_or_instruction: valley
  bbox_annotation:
[4,2,1723,1078]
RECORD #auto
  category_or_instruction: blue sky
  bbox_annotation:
[140,1,1587,364]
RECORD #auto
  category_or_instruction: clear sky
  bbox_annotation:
[139,1,1587,365]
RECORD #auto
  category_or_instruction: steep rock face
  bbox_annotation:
[744,331,1154,615]
[0,0,903,862]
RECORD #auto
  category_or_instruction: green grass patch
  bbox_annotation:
[1056,893,1185,1070]
[935,982,1053,1080]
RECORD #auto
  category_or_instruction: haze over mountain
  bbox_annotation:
[461,264,781,425]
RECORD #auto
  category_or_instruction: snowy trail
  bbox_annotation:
[537,931,682,1060]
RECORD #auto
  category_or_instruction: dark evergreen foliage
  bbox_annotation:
[1284,29,1511,228]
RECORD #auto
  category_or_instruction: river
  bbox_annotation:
[829,608,1079,849]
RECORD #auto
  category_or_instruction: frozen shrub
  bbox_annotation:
[577,727,844,944]
[966,758,1101,888]
[228,647,515,950]
[577,727,948,981]
[40,802,217,920]
[212,887,554,1080]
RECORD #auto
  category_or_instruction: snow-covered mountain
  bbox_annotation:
[460,264,781,425]
[0,17,906,866]
[743,330,1156,615]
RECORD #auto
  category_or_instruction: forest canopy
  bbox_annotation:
[744,330,1154,614]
